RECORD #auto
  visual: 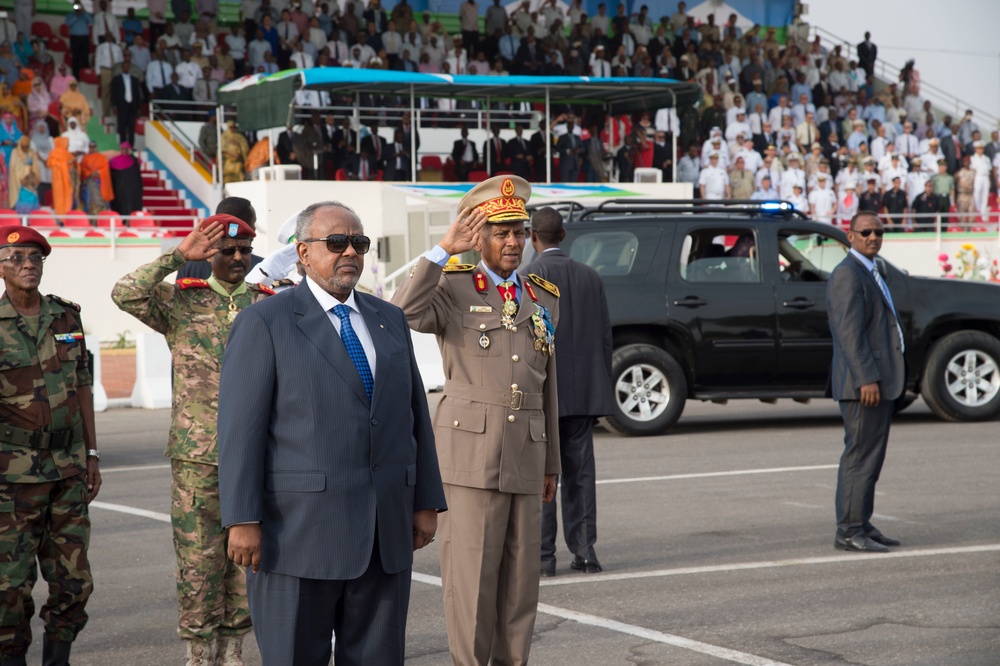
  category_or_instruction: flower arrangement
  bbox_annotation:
[938,243,999,281]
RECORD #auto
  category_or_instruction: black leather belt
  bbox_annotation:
[0,424,77,450]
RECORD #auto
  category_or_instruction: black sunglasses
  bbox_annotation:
[300,234,372,254]
[856,229,884,238]
[217,245,253,256]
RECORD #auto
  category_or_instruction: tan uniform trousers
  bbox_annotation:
[440,483,542,666]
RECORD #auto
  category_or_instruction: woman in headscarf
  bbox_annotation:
[11,69,34,99]
[0,85,27,134]
[12,32,34,66]
[48,64,76,99]
[30,120,53,204]
[7,135,40,208]
[46,136,79,215]
[59,80,92,126]
[0,112,23,167]
[79,141,114,215]
[61,116,89,156]
[27,77,51,128]
[109,142,143,216]
[221,120,250,183]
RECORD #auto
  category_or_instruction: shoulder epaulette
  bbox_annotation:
[528,273,560,298]
[443,263,476,273]
[254,283,276,296]
[177,278,210,290]
[47,294,81,311]
[272,278,296,287]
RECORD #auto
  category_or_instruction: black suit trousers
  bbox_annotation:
[835,399,893,538]
[541,416,599,564]
[246,532,411,666]
[117,105,137,145]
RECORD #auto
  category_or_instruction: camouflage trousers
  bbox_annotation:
[170,460,251,642]
[0,475,93,658]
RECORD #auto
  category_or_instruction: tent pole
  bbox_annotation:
[216,105,223,187]
[269,128,274,169]
[486,95,491,175]
[354,92,361,152]
[669,89,677,184]
[410,85,417,181]
[545,87,551,184]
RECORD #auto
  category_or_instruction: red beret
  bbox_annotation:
[0,225,52,256]
[198,213,255,239]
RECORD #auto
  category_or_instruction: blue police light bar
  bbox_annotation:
[759,201,792,212]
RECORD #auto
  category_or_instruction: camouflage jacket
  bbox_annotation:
[0,293,91,484]
[111,249,273,465]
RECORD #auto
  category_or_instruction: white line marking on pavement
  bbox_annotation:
[90,501,171,523]
[411,573,794,666]
[99,464,171,473]
[538,544,1000,587]
[597,464,838,485]
[782,501,824,509]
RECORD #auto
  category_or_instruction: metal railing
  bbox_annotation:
[808,25,999,130]
[149,100,220,183]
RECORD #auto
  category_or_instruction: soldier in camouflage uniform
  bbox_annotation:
[111,215,272,666]
[0,226,101,666]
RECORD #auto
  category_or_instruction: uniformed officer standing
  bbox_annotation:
[0,226,100,666]
[111,215,273,666]
[392,175,560,666]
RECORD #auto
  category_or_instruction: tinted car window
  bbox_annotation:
[778,229,849,281]
[568,230,640,275]
[679,228,760,283]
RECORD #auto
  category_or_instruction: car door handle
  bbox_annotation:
[673,297,707,307]
[782,298,815,309]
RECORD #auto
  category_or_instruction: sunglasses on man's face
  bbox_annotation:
[217,245,253,257]
[856,229,884,238]
[300,234,372,254]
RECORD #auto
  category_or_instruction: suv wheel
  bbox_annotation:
[604,344,687,436]
[921,331,1000,421]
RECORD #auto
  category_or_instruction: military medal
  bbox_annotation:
[501,298,518,330]
[228,300,238,323]
[530,304,555,355]
[479,334,490,349]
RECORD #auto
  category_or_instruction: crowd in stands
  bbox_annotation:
[3,0,995,229]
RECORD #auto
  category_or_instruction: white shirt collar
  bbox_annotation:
[305,274,360,314]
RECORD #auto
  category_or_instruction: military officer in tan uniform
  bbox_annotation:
[392,175,560,666]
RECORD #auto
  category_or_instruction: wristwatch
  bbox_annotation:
[86,449,101,460]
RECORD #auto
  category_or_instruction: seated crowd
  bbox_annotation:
[7,0,991,229]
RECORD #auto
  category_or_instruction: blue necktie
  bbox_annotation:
[871,267,905,352]
[333,304,373,399]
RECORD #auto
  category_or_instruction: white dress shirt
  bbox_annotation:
[175,61,203,89]
[95,41,124,70]
[305,276,376,376]
[146,59,173,92]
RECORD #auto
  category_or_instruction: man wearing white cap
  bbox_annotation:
[698,152,729,200]
[701,130,729,169]
[918,138,941,175]
[725,110,751,144]
[808,174,837,224]
[787,183,808,213]
[780,153,806,199]
[880,154,907,193]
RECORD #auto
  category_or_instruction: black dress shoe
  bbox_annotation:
[867,529,901,547]
[540,564,556,578]
[835,534,890,553]
[570,556,603,573]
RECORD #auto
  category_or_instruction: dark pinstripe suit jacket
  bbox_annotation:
[826,254,905,402]
[217,281,446,580]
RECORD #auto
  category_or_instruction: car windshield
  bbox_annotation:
[778,232,849,280]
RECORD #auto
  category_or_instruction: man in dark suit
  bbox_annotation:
[385,128,411,181]
[555,119,582,183]
[333,116,357,172]
[360,124,387,172]
[160,72,191,102]
[506,126,533,180]
[483,125,505,175]
[856,32,877,78]
[524,207,613,576]
[451,127,479,181]
[219,202,446,665]
[826,211,905,553]
[110,51,144,146]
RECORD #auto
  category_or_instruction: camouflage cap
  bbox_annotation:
[199,213,255,239]
[0,225,52,256]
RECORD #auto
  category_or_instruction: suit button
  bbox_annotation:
[479,323,486,330]
[371,463,379,471]
[371,418,378,426]
[512,354,519,362]
[453,420,460,427]
[511,325,518,332]
[511,383,518,390]
[508,415,515,423]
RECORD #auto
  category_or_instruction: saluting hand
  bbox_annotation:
[178,220,225,261]
[439,207,488,256]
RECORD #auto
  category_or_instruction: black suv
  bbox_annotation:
[534,200,1000,436]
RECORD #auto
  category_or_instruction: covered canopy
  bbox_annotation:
[218,69,702,132]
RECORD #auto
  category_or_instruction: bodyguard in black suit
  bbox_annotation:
[857,33,878,78]
[523,207,614,575]
[451,127,478,181]
[826,212,905,553]
[505,127,533,180]
[110,69,144,146]
[219,202,446,665]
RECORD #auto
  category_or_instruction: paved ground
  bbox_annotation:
[21,397,1000,665]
